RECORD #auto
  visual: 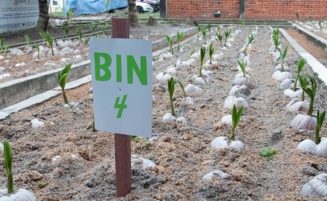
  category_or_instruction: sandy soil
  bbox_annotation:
[1,26,327,201]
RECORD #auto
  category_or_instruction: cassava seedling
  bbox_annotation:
[168,77,176,116]
[216,31,223,47]
[315,110,326,144]
[58,64,72,105]
[224,30,231,46]
[199,46,206,77]
[293,58,306,91]
[279,46,288,72]
[208,42,215,65]
[165,35,174,54]
[24,34,31,47]
[176,31,185,51]
[237,59,247,78]
[3,141,14,194]
[301,75,317,116]
[230,105,243,141]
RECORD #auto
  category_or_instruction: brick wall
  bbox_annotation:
[167,0,327,20]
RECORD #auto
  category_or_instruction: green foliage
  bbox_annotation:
[231,105,243,140]
[208,42,215,64]
[186,48,195,60]
[24,34,31,46]
[272,28,281,51]
[201,29,207,40]
[39,31,54,56]
[66,9,74,20]
[176,80,187,97]
[58,64,72,104]
[237,59,247,78]
[63,21,69,36]
[199,46,206,77]
[89,22,99,32]
[32,44,40,60]
[259,147,278,158]
[224,30,231,46]
[76,26,83,45]
[300,75,317,116]
[216,31,223,47]
[243,33,255,54]
[315,110,326,144]
[168,77,175,116]
[279,46,288,71]
[299,75,309,101]
[3,141,14,194]
[293,58,306,91]
[176,31,185,51]
[216,25,221,33]
[166,35,174,54]
[0,37,8,53]
[207,24,211,33]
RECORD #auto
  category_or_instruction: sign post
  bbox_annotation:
[90,18,152,197]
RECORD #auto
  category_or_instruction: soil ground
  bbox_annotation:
[1,26,327,201]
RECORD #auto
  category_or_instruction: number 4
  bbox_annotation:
[114,94,128,119]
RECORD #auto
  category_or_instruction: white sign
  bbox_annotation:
[90,38,152,137]
[0,0,39,34]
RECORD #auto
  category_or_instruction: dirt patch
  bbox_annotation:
[0,26,327,200]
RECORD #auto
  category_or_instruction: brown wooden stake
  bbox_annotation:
[112,18,131,197]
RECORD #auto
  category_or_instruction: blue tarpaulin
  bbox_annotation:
[65,0,128,15]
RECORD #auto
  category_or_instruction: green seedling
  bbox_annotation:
[0,37,8,53]
[216,31,223,47]
[58,64,72,105]
[89,22,99,32]
[243,33,255,53]
[63,21,70,37]
[230,105,243,141]
[168,77,176,116]
[3,141,14,194]
[272,28,281,51]
[300,75,317,116]
[299,75,308,101]
[216,25,221,33]
[186,48,195,60]
[165,35,174,54]
[224,30,231,46]
[32,44,40,60]
[237,59,247,78]
[66,9,74,20]
[76,26,83,45]
[199,46,206,77]
[201,29,207,40]
[279,46,288,72]
[315,110,326,144]
[208,42,215,65]
[24,34,31,47]
[207,24,211,32]
[259,147,278,158]
[40,31,54,56]
[293,58,306,91]
[176,80,187,97]
[176,31,185,51]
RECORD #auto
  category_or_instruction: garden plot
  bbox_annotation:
[1,24,327,201]
[0,24,192,84]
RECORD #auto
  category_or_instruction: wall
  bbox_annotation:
[167,0,327,20]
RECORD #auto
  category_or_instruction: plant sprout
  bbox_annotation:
[293,58,306,91]
[3,141,14,194]
[63,21,69,37]
[66,9,74,20]
[216,25,221,33]
[58,64,72,105]
[24,34,31,47]
[168,77,176,116]
[315,110,325,144]
[279,46,288,72]
[32,44,40,60]
[301,75,317,116]
[208,42,215,64]
[176,31,185,51]
[237,59,247,78]
[299,75,309,101]
[76,26,83,45]
[216,31,223,47]
[230,105,243,141]
[243,33,255,53]
[272,28,281,51]
[165,35,174,54]
[0,37,8,53]
[186,48,195,60]
[40,31,54,56]
[224,30,231,46]
[199,46,206,77]
[89,22,99,32]
[201,29,207,40]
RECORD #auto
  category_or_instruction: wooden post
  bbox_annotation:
[111,18,131,197]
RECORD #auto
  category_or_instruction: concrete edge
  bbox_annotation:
[280,28,327,86]
[0,27,197,110]
[292,23,327,48]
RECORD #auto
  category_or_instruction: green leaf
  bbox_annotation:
[259,147,278,158]
[168,77,175,99]
[237,59,247,77]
